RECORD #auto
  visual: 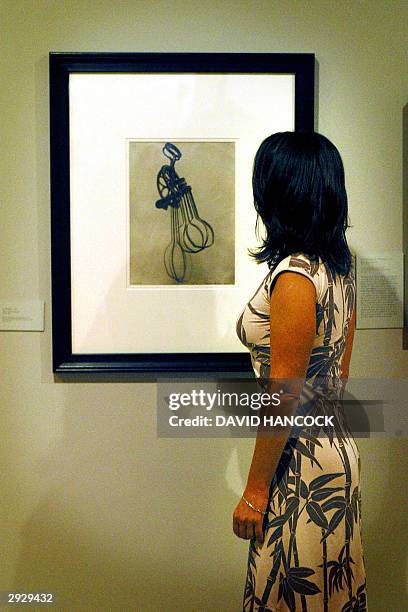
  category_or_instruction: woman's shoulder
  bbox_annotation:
[286,251,322,274]
[270,251,322,280]
[287,251,356,281]
[264,251,323,300]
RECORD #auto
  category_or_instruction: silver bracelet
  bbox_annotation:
[242,495,268,515]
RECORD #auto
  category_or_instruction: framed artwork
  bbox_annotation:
[49,52,315,373]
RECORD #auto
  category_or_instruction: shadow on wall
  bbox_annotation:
[403,103,408,349]
[359,437,408,610]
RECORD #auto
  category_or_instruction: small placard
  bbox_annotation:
[0,299,45,331]
[356,252,403,329]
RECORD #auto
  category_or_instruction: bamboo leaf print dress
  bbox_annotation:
[236,252,367,612]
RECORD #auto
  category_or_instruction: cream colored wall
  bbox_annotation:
[1,1,407,610]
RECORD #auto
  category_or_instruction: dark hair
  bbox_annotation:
[249,131,353,281]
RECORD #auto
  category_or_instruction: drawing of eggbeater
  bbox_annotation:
[155,142,214,282]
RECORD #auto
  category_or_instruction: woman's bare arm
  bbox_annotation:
[233,271,316,543]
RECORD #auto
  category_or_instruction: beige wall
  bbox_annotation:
[1,1,407,610]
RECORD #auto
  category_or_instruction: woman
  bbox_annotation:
[234,131,367,611]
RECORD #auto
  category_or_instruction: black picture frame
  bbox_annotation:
[50,52,315,374]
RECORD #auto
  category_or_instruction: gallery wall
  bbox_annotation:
[1,1,407,609]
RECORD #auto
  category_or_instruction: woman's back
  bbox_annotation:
[236,251,356,390]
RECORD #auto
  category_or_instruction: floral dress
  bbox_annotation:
[236,252,367,611]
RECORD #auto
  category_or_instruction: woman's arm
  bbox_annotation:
[233,271,316,544]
